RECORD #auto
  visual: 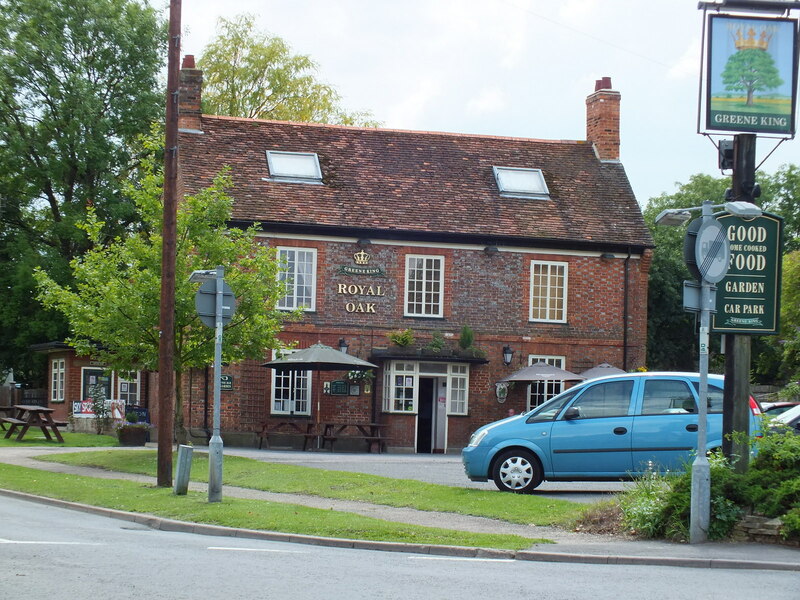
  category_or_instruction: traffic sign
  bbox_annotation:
[684,217,730,284]
[194,279,237,328]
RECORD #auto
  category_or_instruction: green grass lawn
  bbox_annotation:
[0,463,540,550]
[0,431,118,447]
[40,449,583,526]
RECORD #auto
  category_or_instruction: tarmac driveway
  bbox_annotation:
[225,447,631,504]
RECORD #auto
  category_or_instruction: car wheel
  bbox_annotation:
[492,449,543,493]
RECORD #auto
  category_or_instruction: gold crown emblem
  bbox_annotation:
[731,26,774,52]
[353,250,371,265]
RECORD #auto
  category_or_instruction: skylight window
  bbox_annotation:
[493,166,549,199]
[266,151,323,184]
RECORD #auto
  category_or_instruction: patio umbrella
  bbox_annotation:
[579,362,626,380]
[262,343,378,435]
[498,361,585,383]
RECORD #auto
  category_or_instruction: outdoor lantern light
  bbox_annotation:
[339,338,349,354]
[502,345,514,366]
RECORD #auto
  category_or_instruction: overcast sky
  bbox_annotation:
[169,0,799,206]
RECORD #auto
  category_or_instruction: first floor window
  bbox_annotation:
[530,260,567,322]
[405,255,444,317]
[277,247,317,311]
[527,355,566,410]
[51,359,65,403]
[271,351,311,415]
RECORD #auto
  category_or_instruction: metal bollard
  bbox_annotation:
[173,444,193,495]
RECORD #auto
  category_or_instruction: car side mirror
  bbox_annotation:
[563,406,581,420]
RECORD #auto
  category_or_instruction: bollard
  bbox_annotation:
[173,444,193,495]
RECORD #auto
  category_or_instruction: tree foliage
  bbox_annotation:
[198,15,379,126]
[0,0,165,383]
[34,132,295,438]
[720,49,783,105]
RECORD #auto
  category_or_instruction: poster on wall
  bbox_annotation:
[705,14,798,135]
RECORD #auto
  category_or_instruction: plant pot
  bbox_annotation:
[117,426,148,446]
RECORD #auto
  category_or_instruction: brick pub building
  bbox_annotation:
[40,62,653,453]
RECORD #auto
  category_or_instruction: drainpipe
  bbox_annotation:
[203,366,211,443]
[623,248,632,370]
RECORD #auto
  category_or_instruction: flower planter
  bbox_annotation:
[117,426,149,446]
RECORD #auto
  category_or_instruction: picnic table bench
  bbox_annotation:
[2,404,65,443]
[319,422,392,453]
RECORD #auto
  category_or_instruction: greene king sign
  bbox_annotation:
[712,212,783,334]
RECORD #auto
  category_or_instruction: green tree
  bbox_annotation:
[198,15,379,126]
[0,0,165,384]
[34,133,294,442]
[720,49,783,106]
[761,164,800,252]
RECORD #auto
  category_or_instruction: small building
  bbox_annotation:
[37,62,653,452]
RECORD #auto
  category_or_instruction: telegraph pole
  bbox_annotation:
[157,0,181,487]
[722,134,756,473]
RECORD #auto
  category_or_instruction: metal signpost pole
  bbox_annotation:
[690,201,715,544]
[208,265,224,502]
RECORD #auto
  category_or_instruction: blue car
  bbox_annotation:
[462,372,762,493]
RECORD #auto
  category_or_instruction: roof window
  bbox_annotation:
[493,166,549,199]
[266,151,323,184]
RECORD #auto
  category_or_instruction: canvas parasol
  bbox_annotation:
[262,343,378,430]
[498,361,586,383]
[579,362,626,380]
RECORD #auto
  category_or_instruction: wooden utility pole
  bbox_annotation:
[157,0,181,487]
[722,133,756,473]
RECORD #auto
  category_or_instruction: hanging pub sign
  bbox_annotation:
[712,211,783,334]
[704,14,798,136]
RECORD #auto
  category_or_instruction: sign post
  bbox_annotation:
[192,266,237,503]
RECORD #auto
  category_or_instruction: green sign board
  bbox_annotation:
[220,375,233,391]
[329,380,349,395]
[712,212,783,334]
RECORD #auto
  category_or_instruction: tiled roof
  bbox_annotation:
[179,116,653,249]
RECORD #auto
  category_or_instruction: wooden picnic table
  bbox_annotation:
[256,420,305,449]
[319,422,391,453]
[2,404,66,443]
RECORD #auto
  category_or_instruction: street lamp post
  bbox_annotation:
[655,199,761,543]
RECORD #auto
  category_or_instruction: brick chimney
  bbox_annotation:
[179,55,203,131]
[586,76,620,161]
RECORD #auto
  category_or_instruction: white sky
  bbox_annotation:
[167,0,799,206]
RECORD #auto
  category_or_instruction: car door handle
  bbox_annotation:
[686,424,698,432]
[613,427,627,435]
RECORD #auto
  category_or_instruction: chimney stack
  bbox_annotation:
[179,55,203,131]
[586,77,620,161]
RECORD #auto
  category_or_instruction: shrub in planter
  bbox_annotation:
[116,411,150,446]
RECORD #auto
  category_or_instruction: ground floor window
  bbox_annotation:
[270,350,311,416]
[51,358,65,403]
[383,361,470,415]
[527,355,566,410]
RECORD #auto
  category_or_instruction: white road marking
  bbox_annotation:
[0,538,103,546]
[208,546,305,553]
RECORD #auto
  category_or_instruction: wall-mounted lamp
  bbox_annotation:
[502,345,514,366]
[600,252,615,260]
[356,238,371,248]
[484,245,499,256]
[338,338,349,354]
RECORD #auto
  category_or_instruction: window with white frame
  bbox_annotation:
[51,359,65,403]
[271,350,311,416]
[493,166,550,199]
[277,247,317,311]
[530,261,567,322]
[117,372,141,406]
[265,151,323,184]
[383,362,417,413]
[447,364,469,415]
[527,355,566,411]
[405,255,444,317]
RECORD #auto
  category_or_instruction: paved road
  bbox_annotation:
[225,447,632,504]
[3,495,799,600]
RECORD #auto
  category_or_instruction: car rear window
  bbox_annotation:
[691,382,724,414]
[641,379,695,414]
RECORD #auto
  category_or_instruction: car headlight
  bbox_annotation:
[468,429,489,447]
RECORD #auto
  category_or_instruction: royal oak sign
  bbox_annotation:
[712,211,783,334]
